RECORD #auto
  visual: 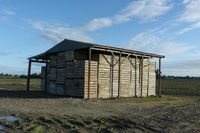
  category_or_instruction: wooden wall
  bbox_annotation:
[41,50,88,97]
[40,66,46,92]
[41,50,156,99]
[84,60,98,99]
[65,61,85,97]
[96,54,156,98]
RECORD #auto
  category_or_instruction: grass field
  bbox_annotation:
[0,95,199,132]
[0,78,200,95]
[161,79,200,95]
[0,78,40,90]
[0,78,200,132]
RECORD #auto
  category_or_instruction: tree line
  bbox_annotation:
[0,73,41,79]
[161,75,200,79]
[0,72,200,79]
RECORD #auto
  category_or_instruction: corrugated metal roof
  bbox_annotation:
[29,39,164,60]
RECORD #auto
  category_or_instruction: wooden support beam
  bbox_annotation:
[118,52,121,98]
[128,57,136,69]
[88,48,91,100]
[147,59,150,97]
[26,60,32,91]
[45,62,48,93]
[64,58,67,95]
[102,54,112,66]
[158,58,162,97]
[111,55,114,98]
[121,54,131,64]
[91,47,152,58]
[111,51,118,62]
[97,58,100,99]
[135,57,137,97]
[30,60,49,63]
[141,57,143,97]
[138,59,141,97]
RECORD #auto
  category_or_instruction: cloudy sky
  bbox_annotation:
[0,0,200,76]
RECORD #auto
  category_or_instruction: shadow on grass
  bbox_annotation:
[0,89,65,99]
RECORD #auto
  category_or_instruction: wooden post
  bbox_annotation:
[97,59,100,99]
[88,48,91,99]
[27,60,32,91]
[138,59,141,97]
[118,52,121,98]
[158,58,162,97]
[141,57,143,97]
[135,57,137,97]
[45,62,48,93]
[147,59,150,96]
[111,55,114,98]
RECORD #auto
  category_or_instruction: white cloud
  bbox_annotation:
[0,8,15,22]
[177,0,200,34]
[82,0,172,31]
[83,17,112,31]
[128,32,193,55]
[179,0,200,22]
[31,0,172,43]
[163,58,200,76]
[32,21,93,43]
[0,51,9,56]
[0,9,15,16]
[177,22,200,35]
[114,0,172,23]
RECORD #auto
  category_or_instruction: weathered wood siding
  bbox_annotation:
[147,62,156,96]
[44,51,87,97]
[66,61,85,97]
[40,66,46,92]
[42,50,156,98]
[84,60,98,98]
[96,54,156,98]
[98,54,111,98]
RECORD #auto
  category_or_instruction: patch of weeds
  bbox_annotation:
[38,116,55,125]
[68,118,85,127]
[62,121,78,130]
[33,125,46,133]
[51,117,63,124]
[99,127,114,133]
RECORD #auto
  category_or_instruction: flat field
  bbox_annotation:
[0,78,40,90]
[0,78,199,132]
[161,79,200,95]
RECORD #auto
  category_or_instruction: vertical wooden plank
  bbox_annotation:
[88,48,91,99]
[138,59,141,97]
[118,52,121,98]
[147,60,150,96]
[135,57,137,97]
[141,57,143,97]
[27,60,32,91]
[45,62,48,93]
[158,58,162,97]
[97,56,100,99]
[111,55,114,98]
[64,60,67,95]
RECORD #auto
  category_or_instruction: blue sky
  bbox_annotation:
[0,0,200,76]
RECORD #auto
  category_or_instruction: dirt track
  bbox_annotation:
[0,96,200,132]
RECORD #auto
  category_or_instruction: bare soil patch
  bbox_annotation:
[0,95,199,132]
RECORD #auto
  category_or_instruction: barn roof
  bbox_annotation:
[30,39,164,60]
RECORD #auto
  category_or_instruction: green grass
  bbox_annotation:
[0,78,200,132]
[0,78,200,95]
[0,95,199,132]
[161,79,200,95]
[0,78,40,90]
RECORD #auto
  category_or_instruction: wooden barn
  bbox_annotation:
[27,39,164,99]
